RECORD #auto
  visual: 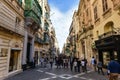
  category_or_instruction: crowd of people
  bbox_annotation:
[39,56,88,73]
[38,55,120,80]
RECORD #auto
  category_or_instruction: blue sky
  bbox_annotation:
[48,0,79,13]
[48,0,79,52]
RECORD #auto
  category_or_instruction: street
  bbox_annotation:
[5,65,107,80]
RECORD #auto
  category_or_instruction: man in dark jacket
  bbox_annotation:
[77,58,81,73]
[97,61,104,75]
[107,59,120,80]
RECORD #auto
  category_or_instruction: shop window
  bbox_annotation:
[103,52,110,66]
[114,51,118,60]
[0,48,8,57]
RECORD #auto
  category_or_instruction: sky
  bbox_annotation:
[48,0,79,52]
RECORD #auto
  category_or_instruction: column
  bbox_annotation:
[22,31,28,65]
[30,37,35,62]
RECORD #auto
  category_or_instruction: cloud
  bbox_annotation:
[50,3,78,52]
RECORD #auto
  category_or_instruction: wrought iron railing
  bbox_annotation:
[98,31,117,39]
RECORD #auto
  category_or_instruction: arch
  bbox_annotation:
[104,21,114,33]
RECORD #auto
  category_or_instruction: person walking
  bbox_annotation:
[91,56,97,71]
[55,57,59,68]
[63,58,66,68]
[97,61,104,75]
[49,57,53,69]
[40,57,44,68]
[81,59,85,72]
[77,58,81,73]
[73,59,77,72]
[107,59,120,80]
[69,56,73,71]
[84,58,88,72]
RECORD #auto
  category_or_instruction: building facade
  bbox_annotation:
[40,0,51,58]
[75,0,120,66]
[76,0,94,63]
[22,0,42,69]
[92,0,120,67]
[0,0,24,78]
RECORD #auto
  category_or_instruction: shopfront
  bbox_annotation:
[95,35,120,67]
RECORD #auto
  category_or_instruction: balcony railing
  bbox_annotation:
[98,31,117,39]
[25,10,41,25]
[35,36,43,44]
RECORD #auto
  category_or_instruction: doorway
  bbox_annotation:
[9,50,20,72]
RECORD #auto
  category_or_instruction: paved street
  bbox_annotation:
[4,65,108,80]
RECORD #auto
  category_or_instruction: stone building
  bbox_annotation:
[77,0,94,63]
[49,25,57,58]
[39,0,52,58]
[0,0,24,78]
[75,0,120,66]
[92,0,120,67]
[22,0,42,70]
[69,21,76,57]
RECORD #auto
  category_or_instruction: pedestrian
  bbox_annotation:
[49,57,53,69]
[77,58,81,73]
[55,57,59,68]
[84,58,88,72]
[65,57,69,68]
[73,59,77,72]
[63,58,66,68]
[107,59,120,80]
[97,61,104,75]
[40,57,44,68]
[81,59,85,72]
[91,56,97,71]
[70,56,73,71]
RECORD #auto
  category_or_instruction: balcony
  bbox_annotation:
[98,31,117,39]
[35,36,43,44]
[24,0,42,31]
[25,10,41,25]
[43,33,50,45]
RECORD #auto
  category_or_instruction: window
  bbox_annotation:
[0,48,8,57]
[15,17,21,27]
[94,6,98,20]
[86,9,89,17]
[102,0,108,12]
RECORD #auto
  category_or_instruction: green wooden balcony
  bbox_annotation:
[25,10,41,25]
[43,33,50,44]
[35,35,43,44]
[24,0,42,28]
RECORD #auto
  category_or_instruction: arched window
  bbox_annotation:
[104,21,114,33]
